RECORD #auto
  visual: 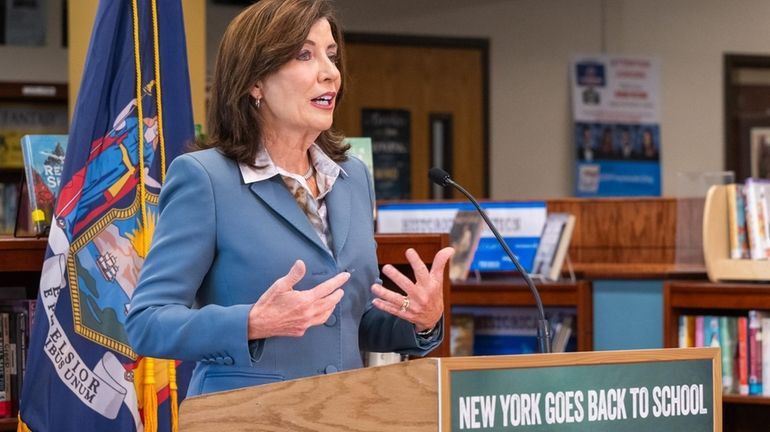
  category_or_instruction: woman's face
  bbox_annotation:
[252,18,341,138]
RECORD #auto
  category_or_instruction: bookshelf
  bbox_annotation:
[451,278,593,351]
[0,82,68,236]
[664,280,770,431]
[0,238,45,430]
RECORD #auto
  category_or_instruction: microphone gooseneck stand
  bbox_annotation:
[429,168,551,353]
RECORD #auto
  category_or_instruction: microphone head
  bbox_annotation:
[429,167,452,187]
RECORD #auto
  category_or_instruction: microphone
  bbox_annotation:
[429,167,552,353]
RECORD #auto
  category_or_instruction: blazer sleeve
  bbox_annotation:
[126,154,253,366]
[355,159,444,356]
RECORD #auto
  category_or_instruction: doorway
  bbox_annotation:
[336,33,489,199]
[724,54,770,181]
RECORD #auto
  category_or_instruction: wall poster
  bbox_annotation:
[571,55,662,196]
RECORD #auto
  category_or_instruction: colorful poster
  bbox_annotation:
[376,201,547,273]
[571,55,662,196]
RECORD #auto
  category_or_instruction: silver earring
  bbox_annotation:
[255,98,261,109]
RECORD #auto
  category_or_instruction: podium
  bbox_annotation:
[179,348,721,431]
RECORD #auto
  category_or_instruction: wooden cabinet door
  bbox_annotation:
[335,35,488,199]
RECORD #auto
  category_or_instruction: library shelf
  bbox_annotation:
[451,277,592,351]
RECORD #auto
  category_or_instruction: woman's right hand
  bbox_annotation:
[247,260,348,339]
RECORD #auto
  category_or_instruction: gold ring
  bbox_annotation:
[400,296,410,312]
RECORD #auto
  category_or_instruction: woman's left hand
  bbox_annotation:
[371,247,455,332]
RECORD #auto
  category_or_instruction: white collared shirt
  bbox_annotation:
[239,143,347,251]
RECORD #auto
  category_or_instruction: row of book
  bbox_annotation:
[727,179,770,260]
[451,306,577,356]
[678,312,770,396]
[0,300,36,418]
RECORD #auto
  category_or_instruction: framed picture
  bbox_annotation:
[750,127,770,179]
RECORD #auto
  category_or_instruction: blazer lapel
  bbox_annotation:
[325,174,351,258]
[248,177,330,254]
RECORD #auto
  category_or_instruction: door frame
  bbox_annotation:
[343,32,491,197]
[723,53,770,181]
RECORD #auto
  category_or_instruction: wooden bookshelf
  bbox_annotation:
[0,237,46,272]
[0,237,46,430]
[0,418,16,431]
[451,277,593,351]
[702,185,770,282]
[663,280,770,348]
[664,280,770,431]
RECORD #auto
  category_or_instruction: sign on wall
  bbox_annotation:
[362,108,411,199]
[571,55,662,197]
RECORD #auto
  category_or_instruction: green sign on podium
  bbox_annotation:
[440,348,720,432]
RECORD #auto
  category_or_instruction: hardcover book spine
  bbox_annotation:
[738,316,749,395]
[719,316,738,394]
[695,315,705,347]
[748,310,763,395]
[0,313,9,417]
[761,314,770,397]
[728,184,742,259]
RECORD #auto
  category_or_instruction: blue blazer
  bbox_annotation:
[126,149,441,396]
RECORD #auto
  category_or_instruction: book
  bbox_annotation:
[678,315,696,348]
[703,315,720,348]
[0,184,18,235]
[0,299,34,412]
[450,313,475,356]
[748,310,763,395]
[726,183,750,259]
[695,315,705,347]
[454,306,576,355]
[345,137,374,189]
[719,316,738,394]
[0,313,9,418]
[0,299,36,338]
[738,316,749,395]
[532,213,576,281]
[20,134,68,235]
[551,315,574,353]
[744,178,770,260]
[761,313,770,397]
[448,210,484,281]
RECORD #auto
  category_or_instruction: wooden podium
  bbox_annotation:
[180,348,721,431]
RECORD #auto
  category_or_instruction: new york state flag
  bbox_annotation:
[19,0,194,430]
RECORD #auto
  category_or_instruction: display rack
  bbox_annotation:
[702,184,770,282]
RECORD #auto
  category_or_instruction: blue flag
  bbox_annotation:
[20,0,194,430]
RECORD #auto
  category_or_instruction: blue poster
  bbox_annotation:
[376,201,547,273]
[571,55,661,196]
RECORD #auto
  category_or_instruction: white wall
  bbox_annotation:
[7,0,770,198]
[332,0,770,198]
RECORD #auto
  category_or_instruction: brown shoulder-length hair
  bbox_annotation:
[203,0,348,165]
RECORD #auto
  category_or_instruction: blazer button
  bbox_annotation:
[223,356,234,365]
[324,365,338,374]
[324,314,337,327]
